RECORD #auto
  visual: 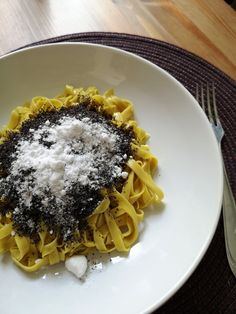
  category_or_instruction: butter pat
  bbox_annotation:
[65,255,88,279]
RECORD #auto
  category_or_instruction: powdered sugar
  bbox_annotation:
[11,116,126,207]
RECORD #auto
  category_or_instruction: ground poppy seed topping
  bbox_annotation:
[0,101,133,242]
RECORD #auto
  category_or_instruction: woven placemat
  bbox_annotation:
[21,32,236,313]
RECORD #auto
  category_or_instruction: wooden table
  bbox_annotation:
[0,0,235,79]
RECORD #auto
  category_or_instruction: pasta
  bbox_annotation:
[0,85,163,272]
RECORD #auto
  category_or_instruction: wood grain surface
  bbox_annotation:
[0,0,235,79]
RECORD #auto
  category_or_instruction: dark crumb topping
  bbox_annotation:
[0,99,134,242]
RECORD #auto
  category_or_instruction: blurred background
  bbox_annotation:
[0,0,235,79]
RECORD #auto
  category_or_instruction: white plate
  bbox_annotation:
[0,43,223,314]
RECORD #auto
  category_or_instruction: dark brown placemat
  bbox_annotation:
[20,32,236,313]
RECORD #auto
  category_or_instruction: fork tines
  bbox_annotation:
[196,82,219,123]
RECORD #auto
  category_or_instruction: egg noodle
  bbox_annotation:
[0,86,163,272]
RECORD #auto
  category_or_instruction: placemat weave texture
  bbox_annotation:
[21,32,236,313]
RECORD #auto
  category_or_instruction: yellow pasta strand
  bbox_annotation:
[128,159,164,201]
[0,85,164,272]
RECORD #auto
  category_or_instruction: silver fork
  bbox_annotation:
[196,83,236,277]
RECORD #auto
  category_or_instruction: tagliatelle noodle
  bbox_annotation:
[0,85,163,272]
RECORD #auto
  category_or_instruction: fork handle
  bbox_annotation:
[222,164,236,277]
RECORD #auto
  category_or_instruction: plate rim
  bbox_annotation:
[0,42,223,313]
